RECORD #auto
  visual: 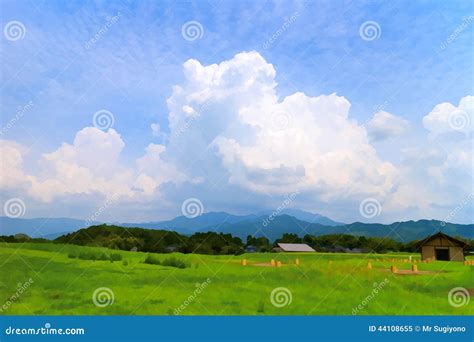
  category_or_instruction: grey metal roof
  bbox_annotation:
[277,243,315,252]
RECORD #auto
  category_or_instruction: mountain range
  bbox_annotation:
[0,210,472,242]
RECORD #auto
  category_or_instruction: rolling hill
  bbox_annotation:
[202,215,474,242]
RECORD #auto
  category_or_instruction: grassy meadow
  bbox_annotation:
[0,242,472,315]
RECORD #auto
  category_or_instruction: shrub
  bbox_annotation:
[143,255,189,268]
[162,257,189,269]
[67,252,77,259]
[109,253,122,261]
[97,253,109,261]
[144,255,161,265]
[78,252,96,260]
[122,260,129,266]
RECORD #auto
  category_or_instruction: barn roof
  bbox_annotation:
[418,232,469,248]
[277,243,315,252]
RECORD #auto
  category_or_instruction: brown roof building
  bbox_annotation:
[418,232,468,261]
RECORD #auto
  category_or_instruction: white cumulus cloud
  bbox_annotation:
[366,111,409,141]
[422,96,473,136]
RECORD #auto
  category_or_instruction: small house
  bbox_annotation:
[418,232,468,261]
[244,245,258,253]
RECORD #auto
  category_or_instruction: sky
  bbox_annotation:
[0,0,473,224]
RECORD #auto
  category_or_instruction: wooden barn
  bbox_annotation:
[273,243,315,252]
[418,232,468,261]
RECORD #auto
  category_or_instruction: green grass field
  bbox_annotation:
[0,242,472,315]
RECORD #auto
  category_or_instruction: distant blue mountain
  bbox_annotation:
[0,210,338,238]
[0,217,97,238]
[256,208,343,226]
[203,215,474,242]
[121,211,259,234]
[1,211,472,242]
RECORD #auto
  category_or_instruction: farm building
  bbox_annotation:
[244,245,258,253]
[274,243,315,252]
[418,232,468,261]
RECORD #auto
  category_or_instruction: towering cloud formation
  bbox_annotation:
[165,51,397,200]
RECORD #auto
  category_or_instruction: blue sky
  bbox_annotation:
[1,0,473,224]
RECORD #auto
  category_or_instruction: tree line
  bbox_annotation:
[1,224,473,255]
